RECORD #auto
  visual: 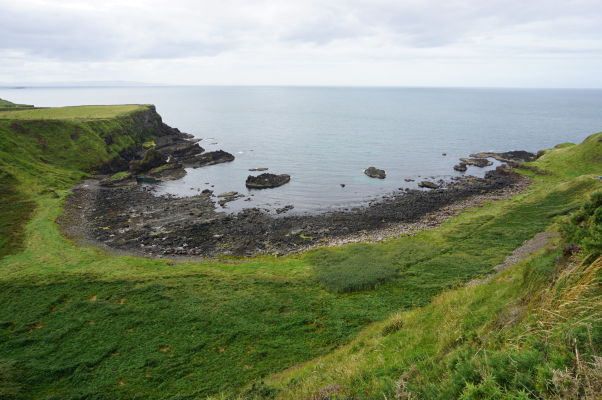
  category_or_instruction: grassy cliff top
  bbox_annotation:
[0,98,34,110]
[0,104,149,120]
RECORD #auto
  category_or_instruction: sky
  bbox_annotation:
[1,0,602,88]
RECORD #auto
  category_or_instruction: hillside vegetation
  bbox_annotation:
[0,98,34,112]
[0,102,600,399]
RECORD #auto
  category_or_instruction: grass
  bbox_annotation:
[0,102,600,399]
[268,192,602,400]
[0,105,146,120]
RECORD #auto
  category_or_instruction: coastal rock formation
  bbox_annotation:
[419,181,440,189]
[161,141,204,161]
[147,163,187,181]
[454,162,468,172]
[130,148,166,173]
[246,173,291,189]
[460,157,493,168]
[469,151,537,163]
[190,150,235,168]
[217,191,244,207]
[364,167,386,179]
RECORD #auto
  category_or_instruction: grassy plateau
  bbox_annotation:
[0,100,600,399]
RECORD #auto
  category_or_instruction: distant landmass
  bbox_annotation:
[0,80,160,88]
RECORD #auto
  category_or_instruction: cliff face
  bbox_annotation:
[0,105,183,180]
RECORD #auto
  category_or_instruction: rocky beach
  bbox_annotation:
[60,163,529,258]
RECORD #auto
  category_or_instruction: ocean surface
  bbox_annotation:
[2,86,602,213]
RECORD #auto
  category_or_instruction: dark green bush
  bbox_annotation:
[560,190,602,260]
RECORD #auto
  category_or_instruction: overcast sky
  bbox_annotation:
[1,0,601,88]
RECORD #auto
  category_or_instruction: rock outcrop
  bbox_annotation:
[130,148,166,173]
[419,181,440,189]
[470,151,537,163]
[189,150,235,168]
[460,158,493,168]
[453,163,468,172]
[246,173,291,189]
[364,167,386,179]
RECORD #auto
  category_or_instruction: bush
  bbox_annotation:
[560,190,602,259]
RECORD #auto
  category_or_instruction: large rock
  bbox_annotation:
[419,180,440,189]
[147,163,187,181]
[460,157,493,168]
[453,162,467,172]
[364,166,386,179]
[129,148,166,173]
[246,173,291,189]
[189,150,235,168]
[161,141,204,160]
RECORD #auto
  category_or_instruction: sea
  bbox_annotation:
[2,86,602,213]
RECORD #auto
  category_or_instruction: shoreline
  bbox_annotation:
[59,167,530,259]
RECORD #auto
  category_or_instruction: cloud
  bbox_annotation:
[0,0,601,86]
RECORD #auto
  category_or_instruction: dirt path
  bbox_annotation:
[467,231,557,286]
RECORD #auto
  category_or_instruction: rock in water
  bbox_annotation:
[246,173,291,189]
[459,157,493,168]
[469,151,537,163]
[453,162,467,172]
[364,166,386,179]
[189,150,235,168]
[419,180,439,189]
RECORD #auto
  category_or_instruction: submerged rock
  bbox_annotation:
[246,173,291,189]
[364,166,386,179]
[249,167,269,172]
[419,181,440,189]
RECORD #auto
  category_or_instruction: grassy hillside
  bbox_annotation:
[0,105,143,120]
[0,99,34,112]
[0,102,600,399]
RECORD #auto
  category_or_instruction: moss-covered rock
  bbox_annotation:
[129,148,166,173]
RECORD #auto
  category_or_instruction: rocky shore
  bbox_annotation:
[60,166,529,258]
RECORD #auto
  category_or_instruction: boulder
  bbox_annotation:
[189,150,235,168]
[453,162,467,172]
[419,180,440,189]
[364,166,386,179]
[246,173,291,189]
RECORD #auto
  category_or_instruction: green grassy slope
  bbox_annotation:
[0,105,144,120]
[0,102,600,399]
[0,99,34,112]
[268,141,602,399]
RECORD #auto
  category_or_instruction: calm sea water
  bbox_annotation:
[2,86,602,213]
